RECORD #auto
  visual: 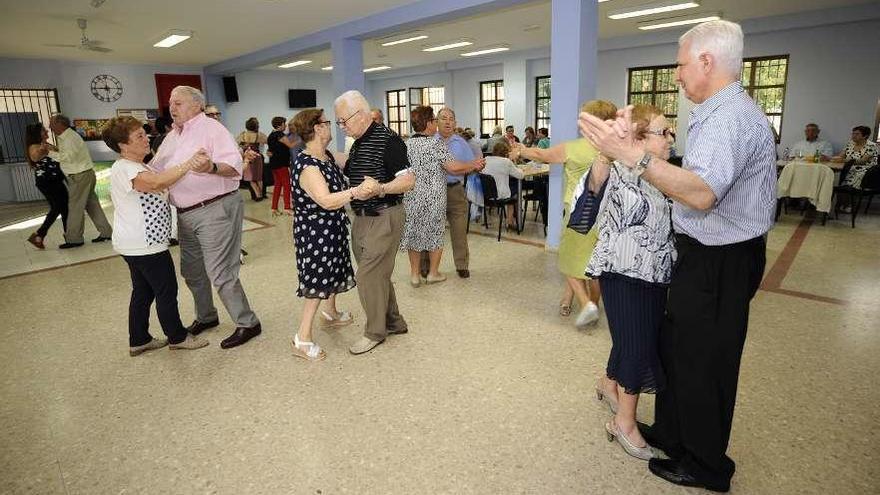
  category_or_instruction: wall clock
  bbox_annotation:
[90,74,123,102]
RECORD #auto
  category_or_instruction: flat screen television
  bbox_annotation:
[288,89,317,108]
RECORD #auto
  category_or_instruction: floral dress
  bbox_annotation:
[400,134,452,251]
[291,150,356,299]
[840,140,879,188]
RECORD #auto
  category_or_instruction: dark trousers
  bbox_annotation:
[35,181,68,238]
[651,234,766,485]
[122,251,188,347]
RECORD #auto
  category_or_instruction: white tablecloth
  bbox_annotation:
[777,161,836,213]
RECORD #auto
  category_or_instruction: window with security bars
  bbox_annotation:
[385,89,407,136]
[0,88,60,163]
[627,65,678,131]
[741,55,788,142]
[535,76,550,130]
[480,80,504,137]
[409,87,445,115]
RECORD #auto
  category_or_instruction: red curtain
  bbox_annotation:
[154,74,202,117]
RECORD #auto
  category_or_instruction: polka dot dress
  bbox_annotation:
[139,193,172,245]
[291,150,356,299]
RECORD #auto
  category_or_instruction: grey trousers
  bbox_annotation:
[65,169,112,243]
[178,193,259,328]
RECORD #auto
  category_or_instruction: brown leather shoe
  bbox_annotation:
[187,319,220,335]
[220,324,262,349]
[456,269,470,278]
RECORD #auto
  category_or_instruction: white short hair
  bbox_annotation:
[171,85,206,109]
[679,20,743,78]
[437,107,456,120]
[334,90,370,113]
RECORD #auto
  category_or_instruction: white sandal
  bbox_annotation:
[320,310,353,327]
[292,334,326,361]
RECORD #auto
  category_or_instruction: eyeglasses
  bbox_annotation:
[335,109,360,127]
[318,120,332,126]
[645,128,675,139]
[206,112,221,117]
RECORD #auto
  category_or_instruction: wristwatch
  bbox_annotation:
[210,162,219,174]
[378,184,386,198]
[635,152,653,175]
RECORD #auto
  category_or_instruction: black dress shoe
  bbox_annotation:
[220,324,261,349]
[59,242,85,249]
[648,458,729,493]
[456,269,470,278]
[187,319,220,335]
[92,235,112,243]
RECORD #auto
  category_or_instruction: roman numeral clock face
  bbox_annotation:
[90,74,123,102]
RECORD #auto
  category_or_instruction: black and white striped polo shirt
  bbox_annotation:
[344,122,410,210]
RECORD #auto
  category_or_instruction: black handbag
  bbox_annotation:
[567,169,607,234]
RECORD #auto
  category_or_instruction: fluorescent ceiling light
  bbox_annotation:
[381,34,428,47]
[153,30,192,48]
[321,65,333,71]
[277,60,311,68]
[638,14,720,30]
[461,46,510,57]
[422,40,473,52]
[609,1,699,20]
[363,65,392,73]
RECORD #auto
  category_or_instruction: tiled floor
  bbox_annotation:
[0,192,877,494]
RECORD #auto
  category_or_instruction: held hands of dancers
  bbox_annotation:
[578,105,645,168]
[242,148,260,165]
[351,176,381,201]
[184,149,212,173]
[508,142,524,162]
[472,157,486,172]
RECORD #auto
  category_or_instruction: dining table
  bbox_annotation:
[515,162,550,233]
[776,159,843,223]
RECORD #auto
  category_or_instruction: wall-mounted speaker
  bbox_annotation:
[222,76,239,103]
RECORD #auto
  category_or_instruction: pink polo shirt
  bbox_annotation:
[151,112,243,208]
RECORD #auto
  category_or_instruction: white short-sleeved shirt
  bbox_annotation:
[110,158,172,256]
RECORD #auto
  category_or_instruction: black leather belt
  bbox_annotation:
[447,182,463,188]
[352,199,401,217]
[177,191,236,214]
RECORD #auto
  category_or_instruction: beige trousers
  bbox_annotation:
[350,204,408,341]
[65,169,112,243]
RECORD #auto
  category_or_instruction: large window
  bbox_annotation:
[742,55,789,142]
[535,76,551,131]
[627,65,679,130]
[480,80,504,137]
[0,88,60,163]
[385,89,407,136]
[409,87,445,115]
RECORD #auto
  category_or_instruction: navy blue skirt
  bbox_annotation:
[599,272,667,395]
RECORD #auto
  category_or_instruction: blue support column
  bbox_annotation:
[546,0,598,249]
[332,38,365,150]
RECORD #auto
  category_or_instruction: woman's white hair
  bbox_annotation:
[679,20,744,78]
[171,85,206,109]
[334,90,370,113]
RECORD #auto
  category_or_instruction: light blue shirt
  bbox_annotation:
[674,82,777,246]
[437,133,474,184]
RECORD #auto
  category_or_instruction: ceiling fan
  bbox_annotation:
[44,18,113,53]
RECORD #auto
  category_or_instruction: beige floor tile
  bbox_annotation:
[0,195,877,494]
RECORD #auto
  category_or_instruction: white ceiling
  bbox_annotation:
[0,0,874,71]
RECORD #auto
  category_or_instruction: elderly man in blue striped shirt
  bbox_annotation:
[580,20,776,493]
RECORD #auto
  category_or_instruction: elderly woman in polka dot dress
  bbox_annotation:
[290,108,378,361]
